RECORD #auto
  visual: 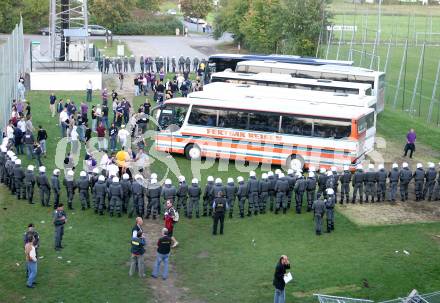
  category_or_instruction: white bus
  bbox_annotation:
[194,82,377,110]
[210,71,373,98]
[235,61,386,112]
[154,96,376,170]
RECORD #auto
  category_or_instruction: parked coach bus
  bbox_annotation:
[208,54,353,73]
[235,61,386,113]
[154,97,376,170]
[191,82,377,110]
[210,71,373,99]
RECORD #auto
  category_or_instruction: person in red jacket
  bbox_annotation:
[164,200,178,248]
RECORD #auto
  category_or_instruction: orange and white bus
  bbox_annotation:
[154,97,376,170]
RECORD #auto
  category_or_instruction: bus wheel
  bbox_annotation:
[284,154,304,171]
[184,144,201,160]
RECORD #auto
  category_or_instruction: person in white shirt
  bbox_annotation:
[25,235,38,288]
[107,162,119,178]
[6,122,14,140]
[71,125,79,154]
[117,125,130,149]
[17,118,27,133]
[86,80,93,102]
[59,108,69,137]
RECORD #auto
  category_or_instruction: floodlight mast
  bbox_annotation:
[49,0,89,61]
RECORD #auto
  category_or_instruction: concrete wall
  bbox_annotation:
[30,72,102,91]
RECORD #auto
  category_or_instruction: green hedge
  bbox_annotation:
[113,16,182,35]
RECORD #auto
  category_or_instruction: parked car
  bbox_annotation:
[88,25,111,36]
[166,9,177,15]
[39,27,61,35]
[185,16,207,25]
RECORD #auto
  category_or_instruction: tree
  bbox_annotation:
[213,0,249,42]
[89,0,135,30]
[0,0,23,33]
[22,0,49,33]
[239,0,283,53]
[136,0,162,13]
[280,0,331,56]
[180,0,213,19]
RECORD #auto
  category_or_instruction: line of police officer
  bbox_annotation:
[2,143,440,220]
[98,55,205,74]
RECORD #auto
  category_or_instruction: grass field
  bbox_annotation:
[0,87,439,303]
[93,40,132,58]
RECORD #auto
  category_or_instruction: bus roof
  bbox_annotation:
[211,71,373,90]
[191,83,376,108]
[236,60,385,77]
[166,96,374,120]
[208,54,354,66]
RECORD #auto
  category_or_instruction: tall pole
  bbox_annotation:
[83,0,89,61]
[409,43,425,116]
[427,61,440,123]
[402,13,411,110]
[60,0,70,61]
[50,0,56,60]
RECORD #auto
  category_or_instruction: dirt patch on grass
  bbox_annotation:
[196,251,209,259]
[292,284,361,298]
[337,201,440,226]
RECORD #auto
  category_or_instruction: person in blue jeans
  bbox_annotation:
[273,255,291,303]
[24,234,38,288]
[152,228,172,280]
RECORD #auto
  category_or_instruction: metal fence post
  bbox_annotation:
[427,60,440,123]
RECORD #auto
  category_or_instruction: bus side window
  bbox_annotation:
[313,119,351,139]
[248,112,280,132]
[219,110,248,130]
[188,107,217,127]
[281,115,312,137]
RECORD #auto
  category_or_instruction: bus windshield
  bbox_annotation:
[158,104,189,130]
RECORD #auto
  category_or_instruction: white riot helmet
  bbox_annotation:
[39,166,46,173]
[112,176,119,183]
[53,169,60,175]
[227,177,234,183]
[165,178,172,185]
[98,175,105,181]
[267,171,274,177]
[429,162,435,168]
[192,178,199,184]
[275,169,281,176]
[123,173,129,180]
[278,173,285,178]
[134,174,142,180]
[296,172,302,178]
[287,169,294,175]
[392,163,398,169]
[343,165,349,171]
[15,159,21,165]
[331,166,336,172]
[215,178,222,184]
[237,176,244,182]
[27,165,34,171]
[319,167,326,173]
[416,163,423,169]
[80,171,87,177]
[92,168,99,174]
[150,178,157,185]
[207,176,214,182]
[249,171,256,177]
[402,162,409,168]
[178,175,185,182]
[326,188,334,195]
[368,164,374,170]
[326,171,332,177]
[309,166,316,172]
[309,172,315,178]
[378,164,384,170]
[0,146,6,152]
[151,173,158,179]
[261,173,268,179]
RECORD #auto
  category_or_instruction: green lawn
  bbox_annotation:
[1,76,440,303]
[92,40,132,58]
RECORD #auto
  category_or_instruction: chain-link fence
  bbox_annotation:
[0,18,24,131]
[315,290,440,303]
